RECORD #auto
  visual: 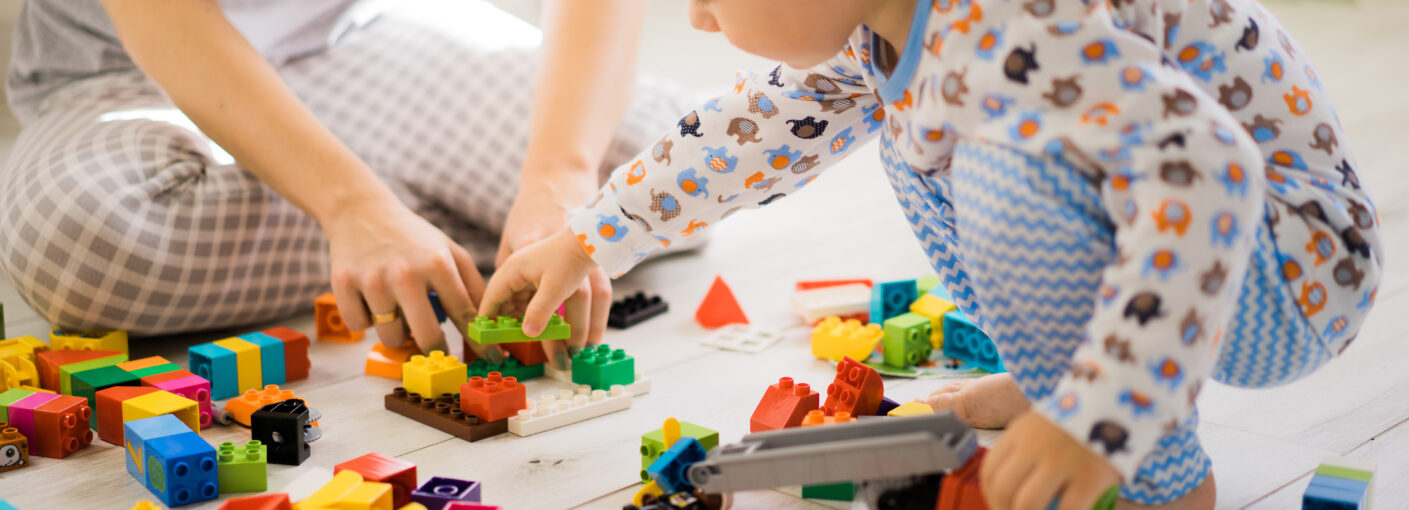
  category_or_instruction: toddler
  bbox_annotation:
[479,0,1382,507]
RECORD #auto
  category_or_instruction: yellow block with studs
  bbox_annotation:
[401,351,467,398]
[213,338,262,394]
[909,294,957,349]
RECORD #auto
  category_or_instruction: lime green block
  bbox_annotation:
[1315,464,1374,482]
[59,353,128,395]
[916,275,940,295]
[0,388,38,422]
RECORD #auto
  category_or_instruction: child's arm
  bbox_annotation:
[480,49,882,334]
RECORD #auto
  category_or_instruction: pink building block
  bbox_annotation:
[152,375,214,429]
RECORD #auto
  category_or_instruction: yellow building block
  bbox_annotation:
[123,389,200,433]
[297,470,363,509]
[213,337,262,394]
[0,356,38,392]
[0,336,48,362]
[909,294,957,349]
[341,481,393,510]
[401,351,466,398]
[887,401,936,417]
[810,316,883,362]
[50,329,129,353]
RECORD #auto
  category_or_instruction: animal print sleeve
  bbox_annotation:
[567,49,881,276]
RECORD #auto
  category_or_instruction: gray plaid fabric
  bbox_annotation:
[0,0,688,335]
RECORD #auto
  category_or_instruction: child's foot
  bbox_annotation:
[917,373,1030,429]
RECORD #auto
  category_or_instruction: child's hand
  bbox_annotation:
[478,228,608,369]
[981,411,1121,510]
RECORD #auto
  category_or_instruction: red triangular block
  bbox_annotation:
[695,275,749,329]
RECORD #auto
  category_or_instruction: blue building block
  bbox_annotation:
[1302,474,1368,510]
[870,280,917,324]
[429,291,448,324]
[125,414,196,481]
[237,332,286,386]
[942,312,1006,373]
[189,343,238,399]
[411,476,482,510]
[0,500,16,510]
[647,437,707,494]
[143,432,219,507]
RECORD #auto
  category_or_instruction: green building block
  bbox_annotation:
[128,363,182,379]
[70,365,140,427]
[916,275,940,295]
[467,357,544,381]
[0,388,36,422]
[802,482,855,501]
[217,440,267,493]
[640,421,719,482]
[1314,463,1374,482]
[59,352,128,395]
[881,312,933,368]
[466,314,570,344]
[570,344,634,390]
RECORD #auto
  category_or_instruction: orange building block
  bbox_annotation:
[217,493,292,510]
[0,424,29,473]
[335,452,418,507]
[459,372,526,422]
[224,385,298,428]
[501,341,548,367]
[795,279,874,290]
[35,349,121,391]
[822,356,884,417]
[938,447,989,510]
[315,292,364,343]
[31,394,93,458]
[262,326,311,380]
[695,275,749,329]
[750,377,820,432]
[116,356,171,373]
[800,409,855,427]
[366,341,418,380]
[95,386,160,445]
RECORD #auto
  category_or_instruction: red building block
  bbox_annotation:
[31,394,93,458]
[96,386,160,445]
[750,377,820,432]
[795,279,874,290]
[335,452,418,507]
[0,423,30,473]
[822,356,884,417]
[695,276,749,329]
[262,326,311,381]
[314,293,364,343]
[217,493,292,510]
[35,349,122,391]
[501,341,548,367]
[938,447,988,510]
[459,372,526,423]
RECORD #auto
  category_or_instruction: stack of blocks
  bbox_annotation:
[222,384,302,428]
[640,420,718,482]
[403,351,467,399]
[94,385,200,446]
[1302,458,1374,509]
[189,327,310,400]
[465,314,570,344]
[67,355,210,433]
[851,279,1005,373]
[459,372,526,423]
[124,414,219,507]
[335,452,418,507]
[217,440,268,493]
[0,387,94,458]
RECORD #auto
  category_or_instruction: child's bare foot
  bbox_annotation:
[917,373,1031,429]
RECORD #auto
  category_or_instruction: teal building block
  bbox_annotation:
[942,312,1005,373]
[189,343,238,400]
[870,280,917,324]
[570,344,634,390]
[881,312,933,368]
[124,414,194,481]
[238,332,287,386]
[466,314,570,344]
[640,421,719,482]
[0,500,16,510]
[467,358,544,381]
[1302,473,1368,510]
[802,482,855,501]
[217,440,268,493]
[70,365,139,428]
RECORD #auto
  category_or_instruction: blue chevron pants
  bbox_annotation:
[885,138,1376,504]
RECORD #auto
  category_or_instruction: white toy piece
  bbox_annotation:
[543,363,653,396]
[700,324,785,354]
[790,284,870,324]
[507,385,633,436]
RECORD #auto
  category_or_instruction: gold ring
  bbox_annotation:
[372,310,399,325]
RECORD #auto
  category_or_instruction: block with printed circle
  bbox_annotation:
[315,292,364,343]
[142,430,220,507]
[32,393,94,458]
[96,385,159,445]
[124,414,194,482]
[822,356,884,417]
[222,385,298,428]
[212,338,262,396]
[569,344,634,390]
[0,423,28,473]
[749,377,820,432]
[217,440,267,493]
[811,316,882,362]
[466,315,570,344]
[50,329,129,354]
[143,370,214,430]
[402,351,467,399]
[335,452,418,508]
[189,343,238,400]
[460,372,526,423]
[881,312,934,368]
[124,390,200,436]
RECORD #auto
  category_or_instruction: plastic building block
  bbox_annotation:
[688,412,978,494]
[0,423,29,473]
[795,278,873,290]
[811,316,882,361]
[97,386,161,445]
[937,446,986,510]
[0,336,46,392]
[411,477,482,510]
[339,480,395,509]
[218,440,268,493]
[800,409,854,426]
[384,388,509,442]
[218,493,292,510]
[336,452,418,508]
[507,385,632,437]
[942,312,1006,373]
[465,315,570,344]
[117,356,170,373]
[220,384,298,427]
[37,349,121,392]
[641,420,719,482]
[124,390,200,436]
[251,399,313,465]
[213,337,263,395]
[460,372,526,423]
[466,358,543,381]
[299,470,366,507]
[801,482,855,501]
[50,329,129,353]
[700,324,784,354]
[0,336,48,361]
[239,332,288,386]
[500,341,547,367]
[315,292,365,343]
[869,280,917,325]
[31,393,92,458]
[444,504,499,510]
[570,344,634,390]
[402,351,468,399]
[608,292,669,329]
[144,371,214,430]
[0,502,14,510]
[916,275,940,295]
[143,431,220,507]
[261,326,311,381]
[792,284,871,324]
[749,377,820,432]
[909,293,956,349]
[190,342,239,399]
[367,340,419,379]
[543,361,654,397]
[648,437,707,493]
[58,351,128,395]
[1303,474,1367,509]
[70,364,140,426]
[125,414,197,480]
[128,363,181,380]
[4,390,56,445]
[888,401,936,417]
[1315,459,1376,482]
[429,291,449,324]
[822,356,884,417]
[881,312,934,368]
[0,388,32,422]
[694,275,748,329]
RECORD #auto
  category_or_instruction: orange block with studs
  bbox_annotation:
[459,372,526,422]
[223,385,297,428]
[31,394,93,458]
[366,341,418,379]
[695,275,749,329]
[822,356,884,417]
[750,377,820,432]
[315,292,364,343]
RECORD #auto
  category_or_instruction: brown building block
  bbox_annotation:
[383,388,506,442]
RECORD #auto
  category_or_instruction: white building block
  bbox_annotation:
[543,364,652,396]
[700,324,785,354]
[507,385,632,436]
[791,284,871,323]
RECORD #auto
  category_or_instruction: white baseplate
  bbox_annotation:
[700,324,785,353]
[543,364,652,396]
[790,284,871,323]
[507,385,633,436]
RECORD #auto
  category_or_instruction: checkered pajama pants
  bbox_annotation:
[0,1,688,335]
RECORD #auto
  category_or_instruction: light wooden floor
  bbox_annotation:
[0,1,1405,508]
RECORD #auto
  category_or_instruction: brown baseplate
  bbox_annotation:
[384,387,508,442]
